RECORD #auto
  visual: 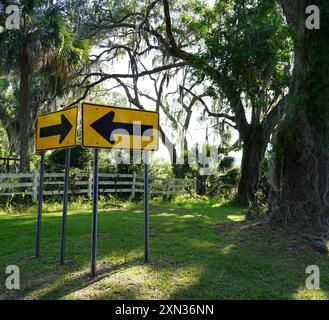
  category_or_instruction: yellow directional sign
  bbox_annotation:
[82,103,159,151]
[36,107,78,152]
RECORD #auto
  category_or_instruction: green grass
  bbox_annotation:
[0,197,328,300]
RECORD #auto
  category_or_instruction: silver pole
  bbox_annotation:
[144,150,150,263]
[91,149,99,276]
[36,152,45,258]
[60,148,71,265]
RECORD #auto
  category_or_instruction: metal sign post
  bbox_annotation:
[36,152,45,258]
[60,148,71,265]
[35,106,78,260]
[91,149,100,276]
[80,102,159,270]
[144,150,150,263]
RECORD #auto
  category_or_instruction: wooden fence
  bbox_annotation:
[0,171,197,201]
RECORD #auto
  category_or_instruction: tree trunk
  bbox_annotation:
[19,47,30,172]
[237,126,267,205]
[6,124,20,155]
[268,0,329,228]
[172,135,190,178]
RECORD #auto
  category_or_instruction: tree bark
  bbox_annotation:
[269,0,329,228]
[237,126,267,205]
[6,124,20,155]
[19,47,31,172]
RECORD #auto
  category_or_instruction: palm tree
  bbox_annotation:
[0,0,88,172]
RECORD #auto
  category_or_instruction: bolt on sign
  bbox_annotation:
[82,103,159,151]
[36,107,78,152]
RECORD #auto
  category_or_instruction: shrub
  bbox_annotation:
[47,145,92,171]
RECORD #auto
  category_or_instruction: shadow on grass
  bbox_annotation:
[0,204,328,300]
[37,258,143,300]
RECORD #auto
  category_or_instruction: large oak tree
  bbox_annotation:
[269,0,329,228]
[68,0,292,204]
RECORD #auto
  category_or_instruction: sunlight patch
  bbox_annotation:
[292,286,328,300]
[179,214,204,219]
[190,239,214,248]
[155,213,177,217]
[221,243,236,254]
[227,215,245,222]
[211,203,224,208]
[68,265,203,300]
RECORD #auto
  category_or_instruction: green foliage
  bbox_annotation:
[0,0,90,158]
[98,150,117,173]
[150,160,174,179]
[193,0,291,100]
[0,0,89,72]
[47,145,92,171]
[0,126,10,156]
[195,154,240,197]
[257,156,270,203]
[0,76,18,153]
[173,163,192,179]
[116,162,143,176]
[177,0,216,41]
[0,194,35,212]
[219,156,234,171]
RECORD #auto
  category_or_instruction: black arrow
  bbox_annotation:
[90,111,154,144]
[40,114,73,144]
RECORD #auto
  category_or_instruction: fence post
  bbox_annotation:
[131,172,136,199]
[166,183,171,200]
[32,170,39,202]
[88,171,93,198]
[114,173,118,194]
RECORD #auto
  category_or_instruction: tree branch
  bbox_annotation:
[180,85,235,123]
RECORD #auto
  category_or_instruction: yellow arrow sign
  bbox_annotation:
[36,107,78,152]
[82,103,159,151]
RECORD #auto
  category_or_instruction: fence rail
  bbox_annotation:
[0,171,196,201]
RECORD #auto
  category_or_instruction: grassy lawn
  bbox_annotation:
[0,197,328,300]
